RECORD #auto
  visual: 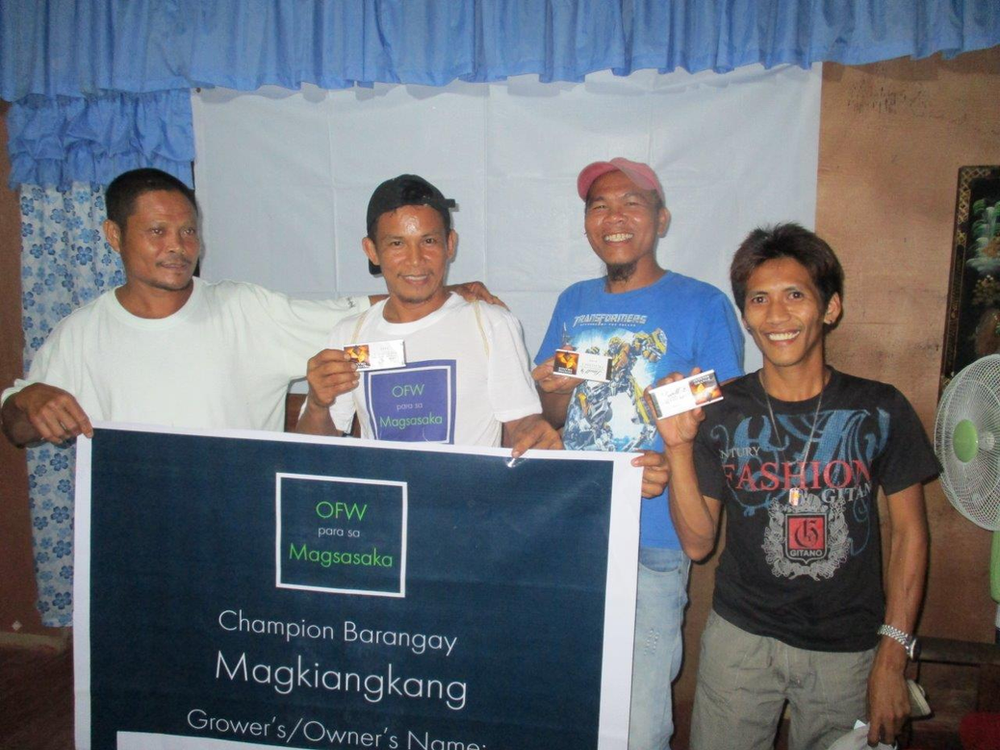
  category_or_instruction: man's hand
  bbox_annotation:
[531,358,578,395]
[645,370,705,449]
[4,383,93,445]
[304,349,359,411]
[866,652,910,746]
[532,357,577,430]
[297,349,358,436]
[505,414,563,458]
[447,281,505,308]
[632,450,670,498]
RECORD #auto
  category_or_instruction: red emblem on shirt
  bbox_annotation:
[785,515,827,560]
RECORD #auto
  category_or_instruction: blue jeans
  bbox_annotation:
[629,546,691,750]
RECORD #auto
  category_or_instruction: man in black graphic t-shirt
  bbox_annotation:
[695,371,933,653]
[652,224,938,750]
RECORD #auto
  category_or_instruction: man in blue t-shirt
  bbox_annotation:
[534,158,744,750]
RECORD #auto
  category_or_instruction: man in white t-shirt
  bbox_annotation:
[296,174,561,455]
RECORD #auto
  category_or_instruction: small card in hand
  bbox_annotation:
[647,370,723,419]
[553,348,612,382]
[345,340,406,371]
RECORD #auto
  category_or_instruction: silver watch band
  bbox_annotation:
[877,624,916,658]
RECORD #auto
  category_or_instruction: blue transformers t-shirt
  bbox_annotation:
[537,271,744,549]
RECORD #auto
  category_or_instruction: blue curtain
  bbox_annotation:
[18,184,125,626]
[8,92,195,189]
[2,0,998,189]
[622,0,999,74]
[3,0,998,100]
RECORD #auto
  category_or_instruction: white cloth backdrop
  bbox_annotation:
[192,64,823,375]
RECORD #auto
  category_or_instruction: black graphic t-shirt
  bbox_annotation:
[693,369,939,652]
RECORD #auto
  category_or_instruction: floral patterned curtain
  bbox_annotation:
[19,182,123,626]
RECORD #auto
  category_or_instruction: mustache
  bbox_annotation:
[157,253,195,266]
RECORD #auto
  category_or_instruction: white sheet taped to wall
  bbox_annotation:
[191,64,822,374]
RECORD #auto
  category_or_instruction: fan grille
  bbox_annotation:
[934,354,1000,531]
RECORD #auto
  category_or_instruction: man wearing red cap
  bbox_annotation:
[534,158,744,749]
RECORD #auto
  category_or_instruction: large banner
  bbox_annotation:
[74,426,643,750]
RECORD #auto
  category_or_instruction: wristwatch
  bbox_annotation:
[877,624,920,660]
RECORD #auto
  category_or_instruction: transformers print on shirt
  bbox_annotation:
[560,322,667,453]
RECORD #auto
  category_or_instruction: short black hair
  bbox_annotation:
[730,223,844,315]
[105,168,198,230]
[366,175,454,240]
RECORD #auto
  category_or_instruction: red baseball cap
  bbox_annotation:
[577,158,665,203]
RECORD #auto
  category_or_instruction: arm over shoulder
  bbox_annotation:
[480,303,542,423]
[236,282,373,380]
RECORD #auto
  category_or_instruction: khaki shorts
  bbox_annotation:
[691,611,874,750]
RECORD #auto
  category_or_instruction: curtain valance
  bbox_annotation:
[4,0,997,100]
[7,92,194,189]
[2,0,997,187]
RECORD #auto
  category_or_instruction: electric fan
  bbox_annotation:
[934,354,1000,637]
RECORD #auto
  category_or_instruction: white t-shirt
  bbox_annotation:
[329,294,540,447]
[2,279,370,433]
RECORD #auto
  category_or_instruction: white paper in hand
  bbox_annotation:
[824,720,895,750]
